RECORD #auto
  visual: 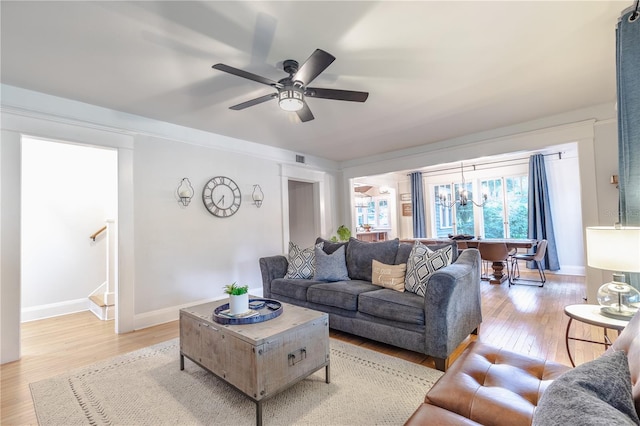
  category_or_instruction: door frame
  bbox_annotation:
[280,164,327,253]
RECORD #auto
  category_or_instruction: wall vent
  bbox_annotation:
[295,154,305,164]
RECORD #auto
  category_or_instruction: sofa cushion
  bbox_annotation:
[307,280,379,311]
[533,350,640,426]
[371,260,406,292]
[405,242,454,296]
[270,278,323,302]
[285,241,322,279]
[314,245,350,282]
[315,237,349,255]
[358,289,425,325]
[346,237,400,281]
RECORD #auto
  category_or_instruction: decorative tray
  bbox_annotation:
[211,298,283,325]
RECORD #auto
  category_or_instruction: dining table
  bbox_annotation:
[401,238,538,285]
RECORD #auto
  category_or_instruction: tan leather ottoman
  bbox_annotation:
[405,342,569,426]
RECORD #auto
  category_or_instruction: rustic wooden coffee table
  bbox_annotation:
[180,299,330,426]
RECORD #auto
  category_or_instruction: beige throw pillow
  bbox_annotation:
[371,260,407,292]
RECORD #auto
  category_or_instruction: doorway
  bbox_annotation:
[21,137,118,327]
[288,180,317,247]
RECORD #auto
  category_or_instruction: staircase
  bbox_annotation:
[88,219,116,321]
[89,290,115,321]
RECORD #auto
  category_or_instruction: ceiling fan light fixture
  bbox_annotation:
[278,87,304,112]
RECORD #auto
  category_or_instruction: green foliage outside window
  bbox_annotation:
[432,175,529,238]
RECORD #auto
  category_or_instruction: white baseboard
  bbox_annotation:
[550,265,585,276]
[21,298,90,323]
[133,287,264,331]
[517,265,585,276]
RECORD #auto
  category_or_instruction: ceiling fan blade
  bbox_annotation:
[212,63,282,88]
[305,87,369,102]
[296,103,315,122]
[229,93,277,110]
[293,49,335,86]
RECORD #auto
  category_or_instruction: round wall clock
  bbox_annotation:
[202,176,241,217]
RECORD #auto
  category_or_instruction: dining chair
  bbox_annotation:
[477,242,512,286]
[510,239,547,287]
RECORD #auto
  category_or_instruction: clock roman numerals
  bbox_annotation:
[202,176,242,218]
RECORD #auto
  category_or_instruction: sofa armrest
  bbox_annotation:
[423,248,482,360]
[259,255,288,298]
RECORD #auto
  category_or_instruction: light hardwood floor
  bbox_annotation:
[2,272,613,425]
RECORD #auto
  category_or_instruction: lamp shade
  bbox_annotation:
[586,226,640,273]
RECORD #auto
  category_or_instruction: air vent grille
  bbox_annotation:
[296,155,305,164]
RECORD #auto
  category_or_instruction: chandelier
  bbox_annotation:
[437,163,488,208]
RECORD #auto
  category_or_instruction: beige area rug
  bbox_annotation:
[30,338,443,425]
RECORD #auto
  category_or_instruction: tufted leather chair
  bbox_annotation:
[405,308,640,425]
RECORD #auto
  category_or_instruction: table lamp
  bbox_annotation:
[586,226,640,320]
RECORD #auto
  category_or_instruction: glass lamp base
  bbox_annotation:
[599,306,636,321]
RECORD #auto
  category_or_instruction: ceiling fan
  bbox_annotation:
[212,49,368,122]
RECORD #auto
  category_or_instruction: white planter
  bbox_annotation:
[228,293,249,315]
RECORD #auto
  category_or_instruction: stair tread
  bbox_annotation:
[89,294,114,307]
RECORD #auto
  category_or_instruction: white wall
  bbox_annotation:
[1,84,339,363]
[132,134,289,314]
[21,138,117,320]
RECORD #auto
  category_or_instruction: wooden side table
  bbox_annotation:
[564,304,629,367]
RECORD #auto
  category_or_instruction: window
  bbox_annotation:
[481,178,505,238]
[434,185,453,237]
[432,174,528,238]
[355,196,390,228]
[505,176,528,238]
[454,182,475,235]
[433,182,477,236]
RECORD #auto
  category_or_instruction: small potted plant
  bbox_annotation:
[330,225,352,242]
[223,282,249,315]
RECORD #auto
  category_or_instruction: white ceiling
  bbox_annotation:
[0,1,625,162]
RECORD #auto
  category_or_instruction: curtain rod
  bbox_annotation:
[407,152,563,176]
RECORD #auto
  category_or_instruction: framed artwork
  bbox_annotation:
[400,193,411,202]
[402,203,412,216]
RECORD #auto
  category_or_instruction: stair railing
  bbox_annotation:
[88,220,116,317]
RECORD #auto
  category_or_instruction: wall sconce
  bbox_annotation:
[252,184,264,208]
[177,178,194,207]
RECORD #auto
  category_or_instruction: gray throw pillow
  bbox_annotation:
[533,350,640,426]
[404,242,453,296]
[314,245,350,282]
[315,237,348,255]
[346,238,400,281]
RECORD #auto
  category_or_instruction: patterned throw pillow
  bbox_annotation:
[404,242,453,296]
[371,260,406,292]
[285,241,323,279]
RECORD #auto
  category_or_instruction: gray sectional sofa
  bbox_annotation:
[259,237,482,371]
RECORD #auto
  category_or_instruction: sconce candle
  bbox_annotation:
[252,184,264,208]
[177,178,194,207]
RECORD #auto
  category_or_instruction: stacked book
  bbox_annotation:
[217,309,260,319]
